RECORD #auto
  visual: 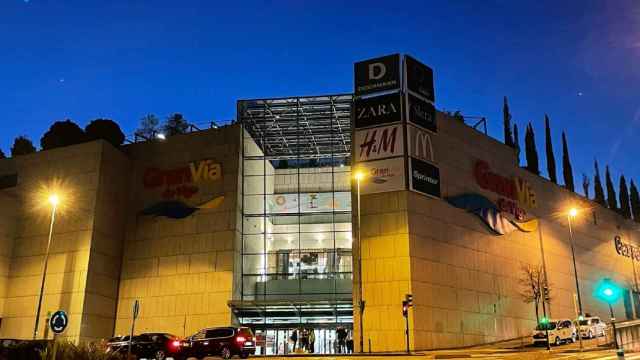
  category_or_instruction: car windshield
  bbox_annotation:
[536,322,557,330]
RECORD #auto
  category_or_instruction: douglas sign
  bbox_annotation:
[354,54,400,96]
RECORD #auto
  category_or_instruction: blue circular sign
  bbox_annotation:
[49,310,68,334]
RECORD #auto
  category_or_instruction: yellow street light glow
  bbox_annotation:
[569,208,579,218]
[48,194,60,206]
[354,170,366,181]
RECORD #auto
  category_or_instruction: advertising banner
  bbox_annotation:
[405,55,435,102]
[354,54,401,96]
[407,124,435,163]
[406,92,437,132]
[358,157,406,195]
[269,192,351,214]
[354,93,402,129]
[355,124,404,162]
[409,157,441,198]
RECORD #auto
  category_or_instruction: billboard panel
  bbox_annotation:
[354,54,401,96]
[406,92,436,132]
[355,124,404,162]
[409,157,441,198]
[358,157,406,195]
[405,55,435,102]
[354,93,402,129]
[407,124,435,163]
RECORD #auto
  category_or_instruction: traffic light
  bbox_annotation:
[594,278,622,304]
[539,317,549,325]
[402,300,409,317]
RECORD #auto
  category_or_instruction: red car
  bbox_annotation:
[181,327,255,359]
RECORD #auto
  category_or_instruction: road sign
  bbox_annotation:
[49,310,68,334]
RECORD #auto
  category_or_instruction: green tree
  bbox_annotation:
[582,173,590,198]
[40,119,87,150]
[594,160,606,206]
[0,148,5,159]
[524,123,540,175]
[503,96,514,147]
[605,166,618,210]
[85,118,125,147]
[630,180,640,222]
[619,175,632,219]
[135,114,160,139]
[562,132,574,192]
[544,115,557,183]
[513,123,521,165]
[11,136,36,156]
[163,113,189,136]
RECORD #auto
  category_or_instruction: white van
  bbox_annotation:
[578,316,607,338]
[532,319,577,346]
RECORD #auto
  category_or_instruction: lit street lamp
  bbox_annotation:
[567,207,584,350]
[33,194,60,339]
[353,170,365,352]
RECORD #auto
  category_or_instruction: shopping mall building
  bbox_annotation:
[0,54,639,352]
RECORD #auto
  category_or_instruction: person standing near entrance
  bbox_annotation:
[308,329,315,353]
[290,329,298,352]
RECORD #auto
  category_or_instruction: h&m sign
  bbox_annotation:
[355,124,404,162]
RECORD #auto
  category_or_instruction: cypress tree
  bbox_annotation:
[524,123,540,175]
[544,115,557,183]
[503,96,514,147]
[593,160,606,206]
[513,123,520,165]
[561,132,574,192]
[605,166,618,210]
[630,180,640,222]
[619,175,631,219]
[582,174,590,198]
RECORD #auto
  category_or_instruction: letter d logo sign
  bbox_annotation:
[369,62,386,80]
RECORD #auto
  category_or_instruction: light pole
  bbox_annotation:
[33,194,59,340]
[567,207,583,350]
[354,170,365,353]
[595,278,624,359]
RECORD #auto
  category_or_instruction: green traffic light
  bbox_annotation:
[540,317,549,324]
[594,278,622,304]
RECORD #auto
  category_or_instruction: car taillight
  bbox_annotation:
[171,340,181,348]
[236,336,246,343]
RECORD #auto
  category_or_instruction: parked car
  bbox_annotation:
[532,319,576,346]
[578,316,607,338]
[181,326,255,359]
[106,333,182,360]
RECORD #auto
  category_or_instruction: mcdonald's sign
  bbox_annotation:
[407,124,435,163]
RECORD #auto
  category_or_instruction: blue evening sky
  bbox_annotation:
[1,0,639,192]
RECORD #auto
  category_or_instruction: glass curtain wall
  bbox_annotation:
[240,95,353,303]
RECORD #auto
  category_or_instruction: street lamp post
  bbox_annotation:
[595,278,624,359]
[567,208,583,350]
[354,171,365,353]
[33,194,59,340]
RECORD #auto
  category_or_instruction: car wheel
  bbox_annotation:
[154,349,166,360]
[554,337,561,346]
[240,352,249,359]
[220,346,232,359]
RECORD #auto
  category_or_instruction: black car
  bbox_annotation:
[106,333,182,360]
[181,327,255,359]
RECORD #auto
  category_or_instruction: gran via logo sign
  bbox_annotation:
[354,54,400,96]
[355,124,404,161]
[354,93,402,129]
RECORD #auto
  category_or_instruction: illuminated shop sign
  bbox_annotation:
[355,124,404,161]
[409,157,440,198]
[354,93,402,129]
[269,192,351,214]
[143,159,222,199]
[354,54,401,96]
[407,124,435,163]
[359,157,405,195]
[614,235,640,261]
[404,55,435,103]
[473,160,536,221]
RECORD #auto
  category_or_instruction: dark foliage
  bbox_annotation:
[11,136,36,156]
[503,96,514,147]
[40,119,86,150]
[524,123,540,175]
[630,180,640,222]
[163,113,189,136]
[593,160,606,206]
[135,114,160,140]
[544,115,557,183]
[513,123,520,164]
[619,175,632,219]
[582,174,590,199]
[605,166,618,210]
[85,118,125,147]
[0,148,5,159]
[561,132,574,192]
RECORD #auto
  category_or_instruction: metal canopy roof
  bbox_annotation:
[238,94,353,159]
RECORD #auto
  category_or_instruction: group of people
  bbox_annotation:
[289,328,316,353]
[335,326,354,354]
